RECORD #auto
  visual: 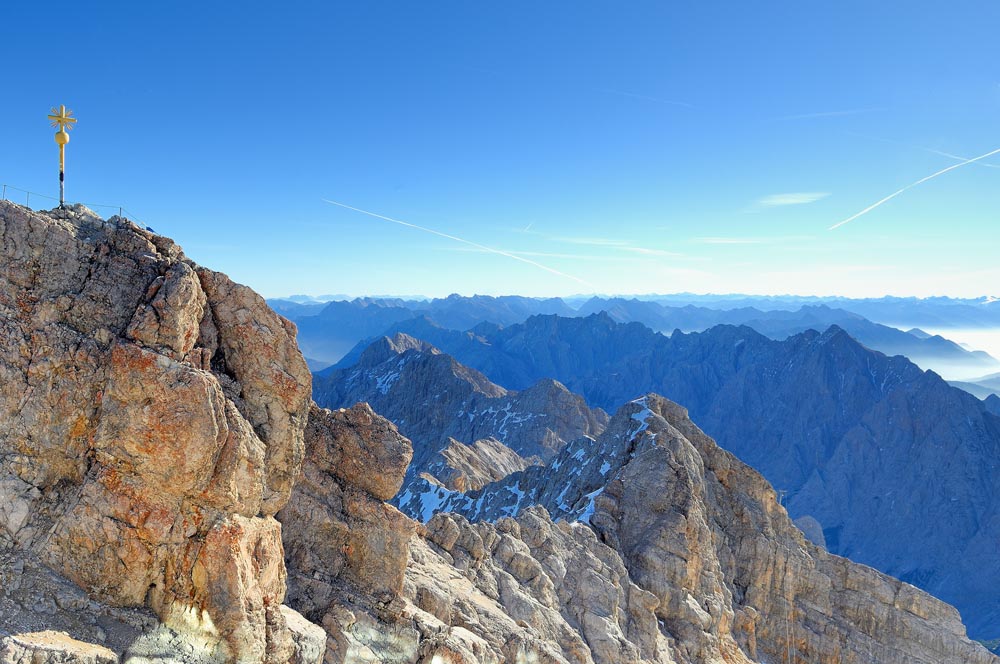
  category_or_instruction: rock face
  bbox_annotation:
[424,437,539,493]
[278,403,416,662]
[0,202,322,662]
[282,393,996,663]
[588,396,996,664]
[0,631,117,664]
[406,508,670,664]
[313,334,607,518]
[281,397,671,664]
[377,313,1000,638]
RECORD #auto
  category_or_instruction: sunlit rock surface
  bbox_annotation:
[0,201,322,663]
[282,392,997,663]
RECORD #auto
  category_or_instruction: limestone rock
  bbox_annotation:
[406,508,671,664]
[424,437,539,492]
[0,631,117,664]
[279,607,326,664]
[0,201,317,661]
[282,390,996,663]
[379,313,1000,638]
[313,334,608,519]
[302,403,411,502]
[279,404,416,623]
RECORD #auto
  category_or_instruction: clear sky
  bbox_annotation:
[1,1,998,299]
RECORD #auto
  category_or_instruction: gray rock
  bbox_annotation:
[424,437,540,492]
[381,313,1000,638]
[0,631,118,664]
[314,333,608,515]
[285,392,998,663]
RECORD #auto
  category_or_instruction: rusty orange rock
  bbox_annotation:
[0,201,319,662]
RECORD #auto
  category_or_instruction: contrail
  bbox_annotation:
[323,199,592,286]
[830,145,1000,230]
[923,147,1000,169]
[846,131,1000,167]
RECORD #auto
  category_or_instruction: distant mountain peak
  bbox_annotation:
[314,336,608,491]
[356,332,440,367]
[367,309,1000,638]
[816,323,849,341]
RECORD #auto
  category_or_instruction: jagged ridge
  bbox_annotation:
[371,313,1000,638]
[314,333,608,498]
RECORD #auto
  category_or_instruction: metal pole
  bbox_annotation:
[1,184,6,200]
[59,144,65,207]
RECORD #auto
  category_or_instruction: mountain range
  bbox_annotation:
[951,371,1000,399]
[621,293,1000,329]
[313,332,607,491]
[275,294,1000,380]
[3,200,996,663]
[320,313,1000,639]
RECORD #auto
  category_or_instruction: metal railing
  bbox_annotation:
[1,183,149,227]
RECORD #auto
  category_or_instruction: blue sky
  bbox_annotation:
[2,1,998,298]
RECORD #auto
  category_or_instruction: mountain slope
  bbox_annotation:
[987,394,1000,416]
[377,312,1000,638]
[292,298,418,362]
[282,292,1000,378]
[285,392,997,663]
[739,304,1000,377]
[313,333,608,488]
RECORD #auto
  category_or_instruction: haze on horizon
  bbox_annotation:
[1,2,998,300]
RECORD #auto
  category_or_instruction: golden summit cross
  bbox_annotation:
[47,105,77,207]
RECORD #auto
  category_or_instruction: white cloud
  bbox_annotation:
[757,192,830,207]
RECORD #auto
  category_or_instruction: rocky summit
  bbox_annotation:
[1,201,996,664]
[0,202,321,662]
